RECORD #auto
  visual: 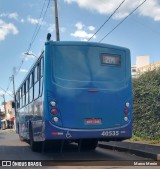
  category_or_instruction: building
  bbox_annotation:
[0,101,15,129]
[136,56,150,68]
[137,61,160,73]
[131,56,160,78]
[5,101,15,121]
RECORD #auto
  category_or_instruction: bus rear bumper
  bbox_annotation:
[44,121,132,141]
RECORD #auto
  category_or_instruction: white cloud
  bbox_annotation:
[88,26,95,31]
[0,12,19,20]
[71,30,93,39]
[0,12,26,24]
[0,19,18,41]
[138,0,160,21]
[47,24,55,33]
[8,13,18,20]
[71,22,96,41]
[81,38,88,42]
[20,69,28,73]
[64,0,160,21]
[27,16,40,25]
[47,24,66,33]
[75,22,85,30]
[27,16,46,26]
[20,19,25,23]
[64,0,73,4]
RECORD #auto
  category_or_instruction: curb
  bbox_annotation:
[98,142,160,161]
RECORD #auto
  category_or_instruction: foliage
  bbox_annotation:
[132,68,160,140]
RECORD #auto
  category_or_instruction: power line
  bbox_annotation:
[27,0,47,52]
[2,0,51,102]
[15,0,50,77]
[27,0,50,52]
[88,0,126,41]
[0,86,13,98]
[0,86,6,94]
[6,77,12,92]
[99,0,147,42]
[14,59,25,77]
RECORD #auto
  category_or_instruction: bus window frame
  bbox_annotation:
[25,78,29,105]
[33,63,40,100]
[29,73,33,103]
[39,57,44,97]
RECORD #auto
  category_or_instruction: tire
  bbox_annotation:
[29,125,42,152]
[79,139,98,151]
[18,124,25,142]
[19,135,25,142]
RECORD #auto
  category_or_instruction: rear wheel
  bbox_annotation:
[18,124,25,142]
[79,139,98,151]
[19,135,25,142]
[29,125,42,152]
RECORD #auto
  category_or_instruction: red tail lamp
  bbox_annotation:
[51,109,58,115]
[124,109,129,114]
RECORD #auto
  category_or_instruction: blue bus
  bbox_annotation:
[16,41,132,151]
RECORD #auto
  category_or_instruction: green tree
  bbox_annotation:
[132,68,160,140]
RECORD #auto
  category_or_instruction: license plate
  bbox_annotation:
[85,118,102,125]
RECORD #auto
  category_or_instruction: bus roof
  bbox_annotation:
[45,41,130,52]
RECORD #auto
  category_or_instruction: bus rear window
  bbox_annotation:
[101,54,121,66]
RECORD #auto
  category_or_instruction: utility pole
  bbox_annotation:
[12,75,16,105]
[1,94,7,129]
[54,0,60,41]
[10,75,16,112]
[2,94,7,115]
[10,74,17,130]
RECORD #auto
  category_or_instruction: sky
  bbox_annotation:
[0,0,160,103]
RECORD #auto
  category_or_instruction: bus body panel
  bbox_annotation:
[43,41,132,140]
[16,41,132,143]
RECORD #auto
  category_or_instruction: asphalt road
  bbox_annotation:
[0,132,159,169]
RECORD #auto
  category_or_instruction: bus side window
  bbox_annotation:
[34,64,40,99]
[40,57,43,77]
[20,87,22,108]
[29,73,33,103]
[26,79,29,105]
[16,91,20,109]
[22,84,24,106]
[23,83,26,106]
[34,66,38,83]
[40,57,43,96]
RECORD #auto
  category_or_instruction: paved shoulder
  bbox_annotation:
[98,141,160,160]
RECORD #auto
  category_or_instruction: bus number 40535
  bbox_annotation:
[101,131,119,137]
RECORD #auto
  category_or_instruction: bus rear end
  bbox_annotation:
[44,41,132,149]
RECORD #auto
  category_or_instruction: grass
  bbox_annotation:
[128,134,160,145]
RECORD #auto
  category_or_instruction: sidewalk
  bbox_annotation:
[98,141,160,160]
[0,128,16,134]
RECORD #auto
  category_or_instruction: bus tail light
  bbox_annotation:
[53,117,59,122]
[124,117,128,122]
[124,109,129,114]
[50,101,56,107]
[125,102,130,107]
[51,109,58,115]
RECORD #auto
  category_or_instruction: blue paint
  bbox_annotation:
[16,41,132,142]
[43,41,132,140]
